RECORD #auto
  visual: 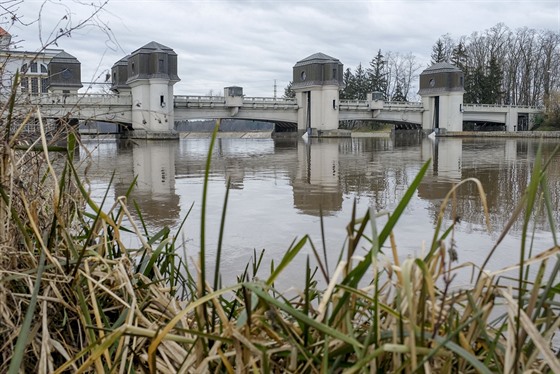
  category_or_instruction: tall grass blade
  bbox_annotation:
[8,248,46,374]
[266,235,308,286]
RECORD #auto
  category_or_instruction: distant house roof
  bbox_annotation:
[294,52,341,67]
[421,62,462,75]
[0,27,9,36]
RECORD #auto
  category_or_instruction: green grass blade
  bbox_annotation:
[214,177,231,293]
[243,282,363,349]
[8,248,46,374]
[266,235,308,286]
[330,159,430,324]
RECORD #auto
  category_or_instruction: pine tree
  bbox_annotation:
[451,41,467,71]
[367,49,388,99]
[391,79,406,101]
[464,66,485,104]
[353,63,368,100]
[485,54,503,103]
[283,81,295,99]
[431,38,447,64]
[340,68,355,99]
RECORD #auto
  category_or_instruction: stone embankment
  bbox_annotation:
[180,131,273,139]
[440,131,560,138]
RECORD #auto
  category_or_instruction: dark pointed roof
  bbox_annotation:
[294,52,340,67]
[112,54,130,67]
[421,62,461,75]
[52,50,77,59]
[131,41,176,55]
[51,50,80,64]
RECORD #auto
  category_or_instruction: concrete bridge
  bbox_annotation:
[27,90,540,136]
[11,41,544,138]
[172,93,427,130]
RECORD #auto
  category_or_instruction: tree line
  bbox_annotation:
[284,23,560,110]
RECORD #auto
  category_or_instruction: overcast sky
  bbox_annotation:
[3,0,560,97]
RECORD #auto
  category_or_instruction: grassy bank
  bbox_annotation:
[1,107,559,372]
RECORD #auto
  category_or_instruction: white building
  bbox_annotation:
[0,26,82,98]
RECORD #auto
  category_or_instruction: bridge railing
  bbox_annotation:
[463,103,543,111]
[174,95,298,109]
[383,101,423,110]
[339,100,423,110]
[242,97,298,109]
[23,93,132,106]
[242,97,297,104]
[339,100,370,109]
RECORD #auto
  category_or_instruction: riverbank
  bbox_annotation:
[180,131,273,139]
[439,130,560,138]
[79,129,560,140]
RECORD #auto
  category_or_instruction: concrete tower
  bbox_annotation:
[113,41,180,138]
[418,62,464,133]
[47,51,83,94]
[292,53,344,135]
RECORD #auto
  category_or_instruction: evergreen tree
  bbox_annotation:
[484,54,503,103]
[451,41,468,71]
[391,79,406,101]
[464,65,485,103]
[340,68,355,99]
[353,63,368,100]
[283,81,295,99]
[367,49,388,99]
[431,38,447,64]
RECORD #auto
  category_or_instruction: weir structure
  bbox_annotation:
[1,39,544,138]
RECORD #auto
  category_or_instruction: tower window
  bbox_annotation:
[40,64,47,73]
[158,58,165,72]
[30,62,37,73]
[131,62,135,75]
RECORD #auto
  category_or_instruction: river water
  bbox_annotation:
[81,134,560,289]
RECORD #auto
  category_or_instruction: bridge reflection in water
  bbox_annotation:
[82,136,560,288]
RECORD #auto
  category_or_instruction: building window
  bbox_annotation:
[41,64,47,73]
[131,62,135,75]
[333,68,337,79]
[158,58,164,72]
[20,78,28,92]
[460,76,464,87]
[31,77,39,93]
[30,62,37,73]
[41,78,48,93]
[21,63,28,73]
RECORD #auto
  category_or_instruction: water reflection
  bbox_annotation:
[294,139,342,216]
[418,138,560,232]
[82,135,560,287]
